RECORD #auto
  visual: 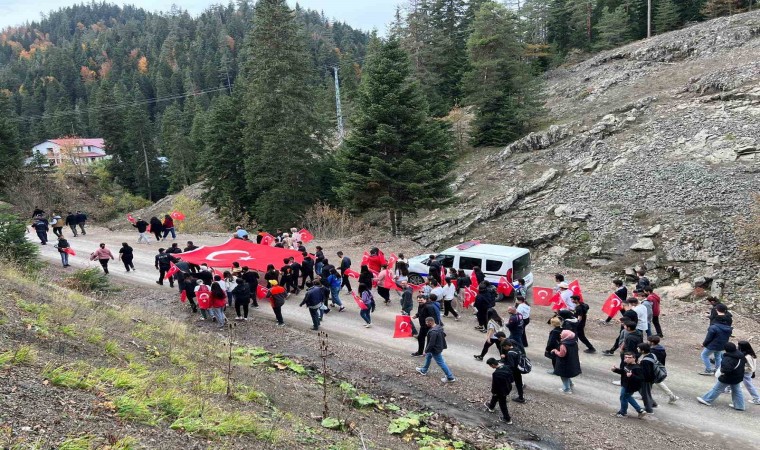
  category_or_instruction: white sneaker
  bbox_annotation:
[441,377,456,383]
[364,323,372,328]
[696,397,711,406]
[415,367,427,375]
[612,380,621,386]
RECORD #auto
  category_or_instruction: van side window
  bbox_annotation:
[485,259,502,273]
[436,254,455,268]
[459,256,482,270]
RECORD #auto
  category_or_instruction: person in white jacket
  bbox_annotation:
[738,340,760,405]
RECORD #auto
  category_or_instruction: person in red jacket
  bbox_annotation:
[209,281,227,328]
[162,214,176,240]
[644,286,663,337]
[267,280,287,327]
[366,247,387,274]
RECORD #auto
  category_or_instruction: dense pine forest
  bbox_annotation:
[0,0,753,228]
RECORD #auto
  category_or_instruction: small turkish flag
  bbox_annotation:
[165,262,180,280]
[352,291,368,310]
[569,279,584,302]
[180,290,187,303]
[260,233,274,246]
[256,284,268,299]
[393,315,413,338]
[550,293,566,311]
[299,228,314,243]
[388,253,398,269]
[497,276,513,296]
[126,213,136,224]
[463,286,477,308]
[602,293,624,317]
[532,286,554,306]
[360,251,369,267]
[344,268,360,279]
[410,283,425,291]
[440,266,446,285]
[470,270,478,289]
[170,211,186,221]
[63,247,76,256]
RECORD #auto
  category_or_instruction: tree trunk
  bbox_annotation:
[396,210,403,235]
[389,209,397,237]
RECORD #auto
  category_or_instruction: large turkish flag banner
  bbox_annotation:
[179,238,303,273]
[393,315,413,338]
[532,286,554,306]
[602,293,624,317]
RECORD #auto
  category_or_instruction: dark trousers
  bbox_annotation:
[287,276,299,293]
[341,272,352,292]
[99,259,109,274]
[122,258,134,271]
[416,326,429,354]
[639,382,656,412]
[488,394,511,421]
[652,316,663,336]
[476,309,488,328]
[377,287,390,303]
[273,306,283,324]
[188,297,198,313]
[577,320,595,350]
[235,299,249,318]
[36,230,47,244]
[69,224,78,236]
[158,268,174,287]
[479,339,498,358]
[521,318,530,348]
[248,284,259,307]
[609,327,624,352]
[153,230,162,241]
[78,223,86,234]
[308,307,321,329]
[53,227,63,237]
[512,370,524,399]
[443,300,459,318]
[300,270,314,288]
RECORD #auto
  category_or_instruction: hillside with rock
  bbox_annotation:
[411,11,760,314]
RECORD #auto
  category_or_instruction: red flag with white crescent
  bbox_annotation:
[126,213,136,224]
[344,268,360,279]
[532,286,554,306]
[393,315,413,338]
[352,291,368,310]
[550,293,566,311]
[602,293,623,317]
[569,279,584,303]
[170,211,186,221]
[497,276,513,296]
[63,247,76,256]
[388,253,398,269]
[260,233,274,246]
[463,286,477,308]
[299,228,314,243]
[165,262,180,280]
[256,284,268,299]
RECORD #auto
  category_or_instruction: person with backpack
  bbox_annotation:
[737,341,760,405]
[545,317,563,374]
[231,277,252,321]
[194,280,212,321]
[65,212,78,237]
[697,342,746,410]
[500,338,529,403]
[416,316,456,383]
[573,296,595,353]
[50,212,63,238]
[209,281,227,328]
[75,210,87,235]
[515,296,530,348]
[54,235,71,267]
[700,307,733,375]
[474,309,504,361]
[90,243,114,274]
[154,248,176,287]
[266,280,287,327]
[637,343,659,414]
[647,335,678,403]
[358,283,375,328]
[552,330,581,394]
[611,352,647,419]
[484,357,514,424]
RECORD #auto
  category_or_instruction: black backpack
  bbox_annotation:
[643,354,667,383]
[510,349,532,374]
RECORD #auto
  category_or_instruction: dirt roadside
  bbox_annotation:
[33,227,760,449]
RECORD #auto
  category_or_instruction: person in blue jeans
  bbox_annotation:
[700,307,733,375]
[611,352,647,419]
[698,342,746,411]
[326,268,345,311]
[358,283,374,328]
[416,317,456,383]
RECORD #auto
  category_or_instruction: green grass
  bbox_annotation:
[43,365,94,390]
[110,437,139,450]
[58,435,95,450]
[104,340,121,357]
[85,327,104,344]
[114,395,156,425]
[58,324,77,337]
[170,411,272,438]
[0,345,36,367]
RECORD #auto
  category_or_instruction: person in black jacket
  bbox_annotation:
[604,279,628,324]
[289,257,301,294]
[166,243,182,255]
[54,236,71,267]
[474,284,491,331]
[300,281,325,330]
[75,210,87,235]
[337,251,353,293]
[499,338,526,403]
[118,242,135,271]
[300,254,315,289]
[65,212,78,236]
[552,330,581,394]
[574,297,596,353]
[603,302,638,356]
[697,342,747,410]
[415,317,456,382]
[426,255,441,280]
[231,277,252,320]
[611,352,647,418]
[637,343,658,413]
[183,273,198,313]
[154,248,176,287]
[133,218,150,244]
[485,358,514,424]
[707,296,733,326]
[31,216,49,244]
[149,216,163,242]
[358,265,373,292]
[241,267,260,308]
[545,317,562,374]
[411,296,438,357]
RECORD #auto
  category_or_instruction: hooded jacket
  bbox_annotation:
[491,365,513,396]
[552,330,582,378]
[268,285,287,308]
[718,348,746,385]
[424,325,447,354]
[703,317,733,351]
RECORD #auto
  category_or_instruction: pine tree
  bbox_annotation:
[0,94,23,188]
[701,0,736,18]
[160,103,194,192]
[463,1,543,146]
[240,0,327,228]
[593,5,632,50]
[335,38,453,236]
[654,0,682,33]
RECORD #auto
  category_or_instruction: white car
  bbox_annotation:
[406,241,533,287]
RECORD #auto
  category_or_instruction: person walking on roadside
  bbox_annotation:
[644,286,663,337]
[154,248,176,287]
[602,302,638,356]
[358,283,375,327]
[231,277,251,321]
[500,338,527,403]
[75,210,87,235]
[474,283,491,332]
[65,211,78,237]
[266,280,287,327]
[474,308,504,361]
[314,246,325,277]
[326,268,345,311]
[611,352,648,419]
[90,243,114,274]
[194,280,212,321]
[300,281,325,330]
[54,235,71,267]
[118,242,135,272]
[628,297,648,336]
[416,317,456,383]
[573,295,595,353]
[183,273,198,313]
[441,277,460,320]
[411,295,438,357]
[707,296,733,325]
[300,253,315,289]
[737,341,760,405]
[337,251,353,294]
[399,281,418,336]
[506,306,524,344]
[552,330,581,394]
[700,306,733,375]
[647,335,678,403]
[288,257,301,294]
[515,296,530,348]
[637,343,658,414]
[484,357,514,425]
[209,281,227,328]
[697,342,746,411]
[149,216,163,242]
[162,214,176,240]
[133,217,150,244]
[241,266,261,309]
[376,264,394,306]
[31,215,49,245]
[50,212,63,238]
[545,317,563,374]
[603,280,628,324]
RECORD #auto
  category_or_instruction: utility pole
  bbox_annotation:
[647,0,652,38]
[333,66,344,142]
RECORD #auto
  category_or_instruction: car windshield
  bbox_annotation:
[513,253,531,279]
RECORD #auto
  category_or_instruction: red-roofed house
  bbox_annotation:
[28,138,110,167]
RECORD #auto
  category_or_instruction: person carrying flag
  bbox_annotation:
[573,295,595,353]
[54,235,71,267]
[399,281,417,336]
[154,248,176,287]
[358,283,375,328]
[411,295,438,357]
[266,280,287,327]
[133,217,150,244]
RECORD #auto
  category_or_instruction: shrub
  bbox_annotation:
[302,201,369,240]
[0,208,41,271]
[64,268,113,293]
[171,194,206,233]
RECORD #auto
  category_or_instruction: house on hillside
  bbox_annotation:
[26,138,110,168]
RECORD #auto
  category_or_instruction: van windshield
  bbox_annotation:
[435,254,455,268]
[513,253,531,280]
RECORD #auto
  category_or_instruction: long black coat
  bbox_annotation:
[554,337,582,378]
[545,327,562,354]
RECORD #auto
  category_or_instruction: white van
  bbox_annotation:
[406,241,533,287]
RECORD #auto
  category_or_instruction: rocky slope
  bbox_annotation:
[412,11,760,314]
